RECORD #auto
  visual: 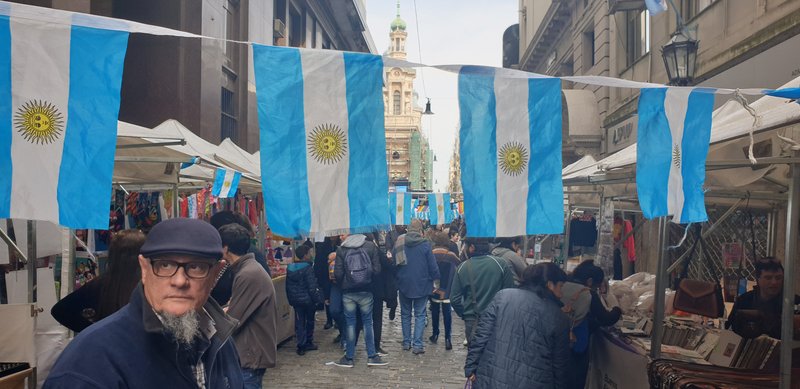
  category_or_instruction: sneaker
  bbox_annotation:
[376,347,389,356]
[402,344,411,351]
[367,356,388,366]
[412,348,425,355]
[332,356,354,368]
[296,348,305,356]
[463,339,468,346]
[445,339,453,350]
[429,334,438,344]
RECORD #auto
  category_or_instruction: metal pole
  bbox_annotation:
[172,183,180,218]
[0,224,28,264]
[779,157,800,389]
[650,216,669,360]
[26,221,37,304]
[562,205,572,270]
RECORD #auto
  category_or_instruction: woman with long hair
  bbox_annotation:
[464,262,571,388]
[52,229,145,332]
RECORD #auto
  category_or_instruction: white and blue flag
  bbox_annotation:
[428,193,452,226]
[636,87,715,223]
[253,45,389,236]
[0,5,128,229]
[212,168,241,198]
[458,67,563,237]
[389,192,413,226]
[645,0,668,16]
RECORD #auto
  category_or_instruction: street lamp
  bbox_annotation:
[423,98,434,115]
[661,29,698,86]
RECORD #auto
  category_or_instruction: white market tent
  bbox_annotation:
[560,76,800,373]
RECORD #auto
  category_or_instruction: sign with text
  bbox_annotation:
[605,115,638,154]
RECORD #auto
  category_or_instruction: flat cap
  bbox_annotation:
[140,218,223,260]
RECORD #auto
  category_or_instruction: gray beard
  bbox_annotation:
[160,310,200,346]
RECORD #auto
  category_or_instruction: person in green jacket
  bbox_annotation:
[450,237,515,346]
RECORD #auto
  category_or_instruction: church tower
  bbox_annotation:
[383,1,431,192]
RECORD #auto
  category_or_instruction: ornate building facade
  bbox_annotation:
[383,2,433,191]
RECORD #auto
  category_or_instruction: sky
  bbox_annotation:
[364,0,519,192]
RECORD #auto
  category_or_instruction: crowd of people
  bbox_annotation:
[44,214,625,389]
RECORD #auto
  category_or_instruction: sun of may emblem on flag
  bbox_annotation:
[14,99,64,144]
[307,123,347,164]
[498,141,529,176]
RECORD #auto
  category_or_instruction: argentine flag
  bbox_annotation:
[428,193,452,226]
[0,5,128,229]
[636,87,715,223]
[253,45,389,236]
[389,192,412,226]
[458,68,563,237]
[212,168,241,198]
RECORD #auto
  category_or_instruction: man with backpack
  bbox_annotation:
[332,233,388,367]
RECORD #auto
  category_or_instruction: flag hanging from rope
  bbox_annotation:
[458,67,563,237]
[0,4,128,229]
[636,87,715,223]
[212,168,241,198]
[427,193,452,226]
[253,45,389,236]
[389,192,412,226]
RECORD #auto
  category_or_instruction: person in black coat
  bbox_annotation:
[465,262,570,389]
[51,229,145,332]
[314,236,338,329]
[286,245,323,355]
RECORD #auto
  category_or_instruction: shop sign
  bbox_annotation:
[605,115,637,154]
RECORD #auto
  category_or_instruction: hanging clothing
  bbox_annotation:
[187,194,197,219]
[623,220,636,262]
[568,217,597,256]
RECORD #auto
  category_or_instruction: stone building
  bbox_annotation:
[383,2,433,191]
[512,0,800,276]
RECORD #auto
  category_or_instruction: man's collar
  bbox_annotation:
[228,252,255,271]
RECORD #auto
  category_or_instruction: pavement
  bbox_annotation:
[265,306,469,388]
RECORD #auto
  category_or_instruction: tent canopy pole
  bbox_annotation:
[779,153,800,389]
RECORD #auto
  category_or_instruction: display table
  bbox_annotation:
[587,330,650,389]
[271,276,294,344]
[0,367,34,389]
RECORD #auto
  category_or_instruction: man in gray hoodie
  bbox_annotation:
[491,237,528,285]
[332,233,388,368]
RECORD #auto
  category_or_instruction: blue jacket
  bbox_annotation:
[286,262,323,307]
[44,284,243,389]
[465,287,570,389]
[395,232,440,299]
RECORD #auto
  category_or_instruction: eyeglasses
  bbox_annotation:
[150,259,214,279]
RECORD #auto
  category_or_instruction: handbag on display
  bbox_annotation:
[673,224,725,318]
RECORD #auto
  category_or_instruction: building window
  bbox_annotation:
[289,5,304,47]
[221,88,237,141]
[680,0,714,20]
[224,0,239,65]
[393,91,402,115]
[582,26,595,71]
[625,9,650,67]
[311,17,317,48]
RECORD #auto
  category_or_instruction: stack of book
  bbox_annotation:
[660,318,708,351]
[708,330,780,370]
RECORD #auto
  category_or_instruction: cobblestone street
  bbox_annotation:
[265,307,468,389]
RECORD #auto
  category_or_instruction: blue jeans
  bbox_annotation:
[430,300,452,340]
[343,291,377,360]
[400,294,428,350]
[329,285,346,343]
[242,368,265,389]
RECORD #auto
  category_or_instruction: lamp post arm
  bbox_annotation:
[665,0,686,31]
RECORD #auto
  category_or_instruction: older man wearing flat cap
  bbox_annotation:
[45,218,244,389]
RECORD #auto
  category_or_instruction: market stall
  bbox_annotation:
[562,76,800,387]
